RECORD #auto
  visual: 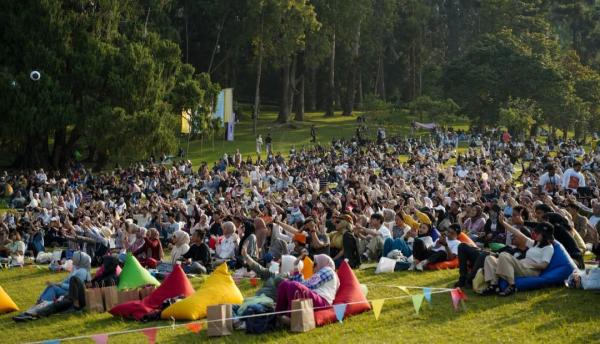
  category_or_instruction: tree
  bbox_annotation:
[0,1,210,169]
[442,30,563,128]
[499,97,542,139]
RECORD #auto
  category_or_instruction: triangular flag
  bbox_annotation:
[250,277,258,287]
[91,334,108,344]
[423,288,432,304]
[412,294,425,315]
[185,322,202,334]
[43,341,60,344]
[450,289,461,310]
[456,288,468,301]
[397,286,410,295]
[333,303,347,323]
[371,299,385,320]
[142,328,157,344]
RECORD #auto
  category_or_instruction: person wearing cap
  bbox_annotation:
[482,215,555,296]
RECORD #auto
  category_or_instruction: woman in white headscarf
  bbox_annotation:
[275,254,339,323]
[168,231,190,265]
[37,251,91,303]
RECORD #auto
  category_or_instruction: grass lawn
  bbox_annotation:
[1,265,599,344]
[182,110,468,167]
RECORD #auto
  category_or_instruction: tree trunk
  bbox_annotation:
[307,68,317,111]
[289,54,297,116]
[445,0,461,59]
[358,71,363,109]
[277,62,291,123]
[295,75,305,121]
[253,43,263,134]
[51,127,67,169]
[93,149,110,172]
[342,21,361,117]
[324,29,336,117]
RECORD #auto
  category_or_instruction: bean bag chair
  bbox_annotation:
[109,264,194,320]
[426,233,476,270]
[0,286,18,314]
[161,263,243,320]
[314,261,371,326]
[118,253,160,291]
[499,241,576,291]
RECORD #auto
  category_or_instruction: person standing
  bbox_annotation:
[311,125,317,143]
[256,135,263,155]
[265,133,273,154]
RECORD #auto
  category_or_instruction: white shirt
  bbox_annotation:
[216,235,237,259]
[432,238,460,255]
[377,224,391,240]
[562,168,585,191]
[522,238,554,269]
[538,172,560,194]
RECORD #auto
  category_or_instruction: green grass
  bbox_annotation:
[183,111,467,166]
[1,266,599,343]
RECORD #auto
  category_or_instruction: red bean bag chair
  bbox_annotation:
[426,233,476,270]
[314,261,371,326]
[109,264,194,320]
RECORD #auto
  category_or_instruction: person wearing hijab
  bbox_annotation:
[38,251,91,303]
[134,228,163,268]
[129,227,147,254]
[168,230,190,265]
[275,254,340,325]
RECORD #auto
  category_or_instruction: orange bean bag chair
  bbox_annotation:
[426,232,476,270]
[314,261,371,326]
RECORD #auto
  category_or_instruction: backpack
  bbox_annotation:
[244,304,277,334]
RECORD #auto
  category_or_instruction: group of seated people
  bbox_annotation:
[2,129,600,325]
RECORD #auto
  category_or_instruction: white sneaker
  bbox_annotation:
[415,260,427,272]
[408,262,416,271]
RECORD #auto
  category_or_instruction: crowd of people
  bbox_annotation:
[1,126,599,323]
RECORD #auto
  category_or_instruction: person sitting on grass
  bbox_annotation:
[482,215,555,296]
[133,228,163,268]
[182,230,211,274]
[37,251,91,302]
[275,254,340,326]
[410,224,461,271]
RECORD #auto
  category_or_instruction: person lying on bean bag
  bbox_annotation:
[482,216,555,296]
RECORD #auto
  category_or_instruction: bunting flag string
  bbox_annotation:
[142,328,157,344]
[185,322,203,334]
[412,294,425,315]
[371,299,385,320]
[27,287,457,344]
[397,286,411,295]
[423,288,432,304]
[91,334,108,344]
[334,304,347,323]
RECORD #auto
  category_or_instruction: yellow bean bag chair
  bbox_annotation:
[161,263,243,320]
[0,286,19,314]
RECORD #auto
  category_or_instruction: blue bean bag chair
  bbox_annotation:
[499,242,576,291]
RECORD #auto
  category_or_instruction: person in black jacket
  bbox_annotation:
[482,204,506,246]
[182,230,211,274]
